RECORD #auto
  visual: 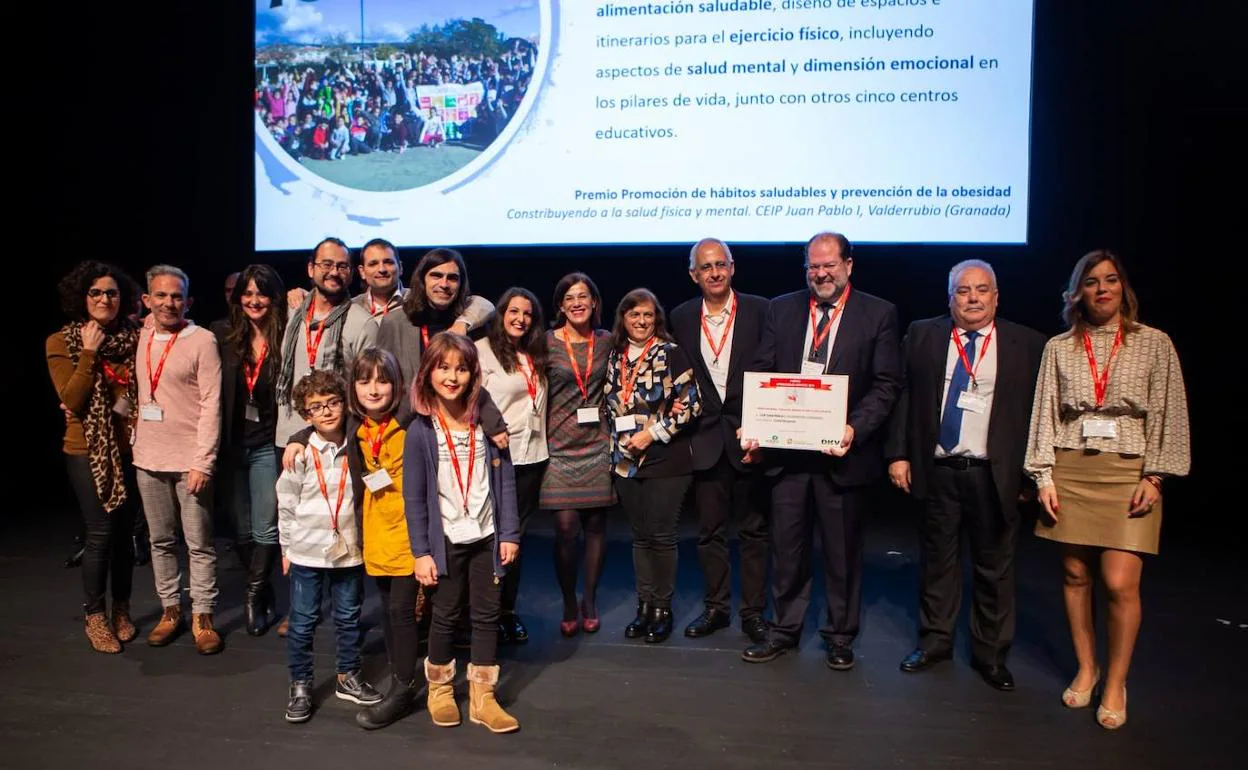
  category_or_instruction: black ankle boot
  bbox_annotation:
[624,600,652,639]
[355,676,418,730]
[645,606,673,644]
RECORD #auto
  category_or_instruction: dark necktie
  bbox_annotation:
[938,329,979,452]
[808,302,833,364]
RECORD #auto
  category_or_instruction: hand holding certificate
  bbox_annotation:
[740,372,851,455]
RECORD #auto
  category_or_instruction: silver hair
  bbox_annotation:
[947,259,997,297]
[146,264,191,294]
[688,238,734,271]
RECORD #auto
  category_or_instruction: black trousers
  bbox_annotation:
[428,537,501,666]
[615,474,692,609]
[918,463,1018,668]
[375,574,421,683]
[768,472,864,647]
[65,454,136,615]
[693,455,769,619]
[501,460,545,615]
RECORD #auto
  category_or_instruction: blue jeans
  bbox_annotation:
[228,445,279,545]
[286,564,363,683]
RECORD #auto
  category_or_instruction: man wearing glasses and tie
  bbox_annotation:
[742,232,901,671]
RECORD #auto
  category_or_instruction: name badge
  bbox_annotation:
[140,403,164,422]
[113,396,132,418]
[244,403,261,422]
[445,516,483,543]
[1082,418,1118,439]
[324,530,350,561]
[956,390,989,414]
[576,406,600,425]
[362,468,394,492]
[801,359,827,376]
[614,414,638,433]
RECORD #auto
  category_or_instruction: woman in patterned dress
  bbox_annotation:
[540,273,613,636]
[1024,250,1190,730]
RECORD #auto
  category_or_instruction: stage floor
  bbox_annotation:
[0,505,1240,769]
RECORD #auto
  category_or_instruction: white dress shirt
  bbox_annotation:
[699,291,736,403]
[800,292,849,373]
[476,339,550,466]
[935,322,997,459]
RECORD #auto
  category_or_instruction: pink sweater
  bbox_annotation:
[133,323,222,475]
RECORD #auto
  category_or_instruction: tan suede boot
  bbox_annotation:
[192,613,223,655]
[424,658,460,727]
[467,663,519,733]
[111,601,137,643]
[146,606,183,647]
[85,612,121,654]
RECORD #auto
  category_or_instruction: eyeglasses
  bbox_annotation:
[304,397,344,416]
[696,261,731,274]
[87,288,120,300]
[804,262,843,275]
[313,260,352,273]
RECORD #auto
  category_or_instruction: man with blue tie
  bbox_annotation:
[884,260,1045,691]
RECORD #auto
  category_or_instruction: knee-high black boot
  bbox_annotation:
[246,544,276,636]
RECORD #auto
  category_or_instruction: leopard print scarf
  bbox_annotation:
[61,320,139,513]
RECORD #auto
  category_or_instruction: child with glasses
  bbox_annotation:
[276,370,382,723]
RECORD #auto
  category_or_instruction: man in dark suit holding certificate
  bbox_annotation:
[742,232,901,669]
[670,238,771,644]
[884,260,1045,691]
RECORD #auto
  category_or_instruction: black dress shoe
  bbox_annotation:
[624,601,652,639]
[503,613,529,644]
[826,644,855,671]
[742,639,790,663]
[973,662,1016,691]
[899,648,951,673]
[742,616,769,645]
[645,608,674,644]
[684,609,730,638]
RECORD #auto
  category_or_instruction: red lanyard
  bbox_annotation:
[311,448,349,533]
[562,329,595,403]
[145,329,180,401]
[369,292,391,316]
[518,352,540,411]
[808,284,851,354]
[619,337,657,406]
[420,325,430,349]
[100,360,129,387]
[700,293,737,366]
[305,303,327,367]
[951,326,994,390]
[243,341,268,401]
[1082,327,1123,408]
[434,410,476,515]
[366,418,391,465]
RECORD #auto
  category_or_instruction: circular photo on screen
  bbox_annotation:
[254,0,542,193]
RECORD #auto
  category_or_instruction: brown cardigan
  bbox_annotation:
[45,332,130,456]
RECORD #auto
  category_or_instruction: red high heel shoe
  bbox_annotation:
[580,601,600,634]
[560,611,580,637]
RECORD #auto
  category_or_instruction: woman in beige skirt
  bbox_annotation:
[1025,250,1190,730]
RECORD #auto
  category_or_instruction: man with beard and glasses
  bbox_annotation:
[885,260,1044,691]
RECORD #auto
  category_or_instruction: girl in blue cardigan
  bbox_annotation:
[405,332,521,734]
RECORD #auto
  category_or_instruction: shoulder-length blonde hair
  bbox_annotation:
[1061,249,1140,335]
[410,332,482,420]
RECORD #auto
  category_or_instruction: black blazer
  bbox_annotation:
[753,288,902,487]
[884,316,1046,515]
[670,292,770,473]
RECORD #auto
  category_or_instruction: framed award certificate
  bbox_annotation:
[740,372,850,452]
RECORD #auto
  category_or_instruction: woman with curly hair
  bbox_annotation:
[46,261,142,653]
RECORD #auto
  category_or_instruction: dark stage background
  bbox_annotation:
[22,3,1242,543]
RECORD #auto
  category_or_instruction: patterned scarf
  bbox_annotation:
[277,290,351,406]
[61,320,140,513]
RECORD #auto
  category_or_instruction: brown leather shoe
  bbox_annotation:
[85,612,121,654]
[192,613,223,655]
[276,615,290,638]
[147,606,183,647]
[111,601,137,643]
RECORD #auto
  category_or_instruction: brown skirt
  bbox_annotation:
[1034,449,1162,555]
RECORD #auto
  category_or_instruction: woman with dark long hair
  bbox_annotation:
[1025,249,1190,729]
[47,261,142,653]
[219,264,287,635]
[476,287,550,643]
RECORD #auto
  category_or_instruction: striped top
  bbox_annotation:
[277,431,363,569]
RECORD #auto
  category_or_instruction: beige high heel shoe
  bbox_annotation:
[1096,686,1127,730]
[1061,667,1101,708]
